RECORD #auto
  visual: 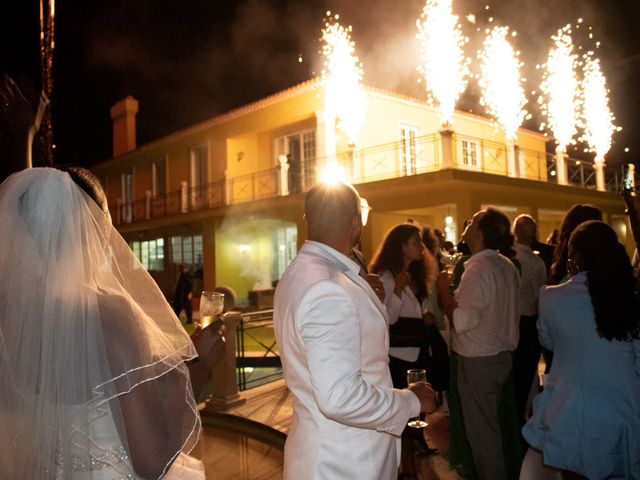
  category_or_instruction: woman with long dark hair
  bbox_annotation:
[369,224,439,474]
[548,204,602,285]
[369,224,434,387]
[522,221,640,479]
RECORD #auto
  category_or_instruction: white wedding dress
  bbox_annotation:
[54,401,205,480]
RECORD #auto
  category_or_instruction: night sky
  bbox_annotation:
[1,0,639,169]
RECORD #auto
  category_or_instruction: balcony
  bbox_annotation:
[111,133,634,226]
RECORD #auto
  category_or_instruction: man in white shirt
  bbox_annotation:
[274,182,435,480]
[512,215,547,423]
[436,208,520,480]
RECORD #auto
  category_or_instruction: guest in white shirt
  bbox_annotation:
[512,215,547,423]
[436,208,520,480]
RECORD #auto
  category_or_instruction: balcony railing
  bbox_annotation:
[235,309,281,391]
[111,134,637,225]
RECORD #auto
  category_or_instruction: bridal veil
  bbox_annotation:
[0,168,201,478]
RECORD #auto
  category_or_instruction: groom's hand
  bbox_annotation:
[408,382,436,414]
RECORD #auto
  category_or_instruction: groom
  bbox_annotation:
[274,182,434,479]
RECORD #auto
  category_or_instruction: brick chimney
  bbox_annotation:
[110,96,139,157]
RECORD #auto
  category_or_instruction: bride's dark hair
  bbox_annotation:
[569,220,640,341]
[59,165,109,213]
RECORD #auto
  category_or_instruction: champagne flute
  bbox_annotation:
[407,369,429,428]
[444,252,463,275]
[199,291,224,328]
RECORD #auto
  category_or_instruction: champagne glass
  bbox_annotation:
[199,291,224,328]
[443,252,463,275]
[407,369,429,428]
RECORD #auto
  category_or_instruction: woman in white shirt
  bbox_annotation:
[369,223,439,472]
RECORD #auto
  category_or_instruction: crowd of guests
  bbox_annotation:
[2,166,639,479]
[365,199,640,479]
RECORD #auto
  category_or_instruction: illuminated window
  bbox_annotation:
[400,125,418,175]
[461,140,480,168]
[130,238,165,271]
[274,226,297,280]
[170,235,203,272]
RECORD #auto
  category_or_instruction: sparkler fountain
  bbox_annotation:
[581,56,617,191]
[416,0,469,169]
[539,26,579,186]
[320,14,366,184]
[478,26,527,177]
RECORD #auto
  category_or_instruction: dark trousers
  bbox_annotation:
[458,351,513,480]
[513,315,541,423]
[173,298,192,322]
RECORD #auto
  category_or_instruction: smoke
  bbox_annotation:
[32,0,639,166]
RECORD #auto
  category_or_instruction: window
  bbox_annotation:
[170,235,203,272]
[121,171,133,223]
[399,125,418,176]
[273,226,297,280]
[152,158,166,198]
[274,129,316,194]
[461,140,480,168]
[130,238,165,271]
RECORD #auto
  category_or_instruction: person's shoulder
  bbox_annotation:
[540,279,577,301]
[276,250,346,301]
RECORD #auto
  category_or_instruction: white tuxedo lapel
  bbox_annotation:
[302,242,388,321]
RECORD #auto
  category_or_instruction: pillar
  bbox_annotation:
[594,160,606,192]
[180,181,188,213]
[439,128,455,169]
[278,154,290,196]
[203,312,245,411]
[555,146,568,185]
[506,139,517,177]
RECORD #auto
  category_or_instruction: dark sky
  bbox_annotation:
[1,0,639,168]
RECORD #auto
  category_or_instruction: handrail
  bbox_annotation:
[110,135,635,225]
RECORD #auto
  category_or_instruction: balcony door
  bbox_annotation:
[190,145,208,209]
[400,125,418,176]
[274,129,316,194]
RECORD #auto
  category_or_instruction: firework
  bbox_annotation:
[539,25,579,149]
[416,0,470,126]
[581,56,616,162]
[478,26,527,140]
[321,15,366,145]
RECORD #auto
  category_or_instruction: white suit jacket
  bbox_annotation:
[274,241,420,480]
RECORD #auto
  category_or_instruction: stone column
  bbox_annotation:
[517,145,528,179]
[180,181,188,213]
[203,312,246,411]
[555,146,568,185]
[506,139,517,177]
[439,128,455,169]
[278,154,290,196]
[594,160,606,192]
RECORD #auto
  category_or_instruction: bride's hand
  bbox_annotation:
[190,319,225,368]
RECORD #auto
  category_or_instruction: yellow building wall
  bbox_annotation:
[215,218,298,304]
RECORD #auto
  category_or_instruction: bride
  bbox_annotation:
[0,167,221,479]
